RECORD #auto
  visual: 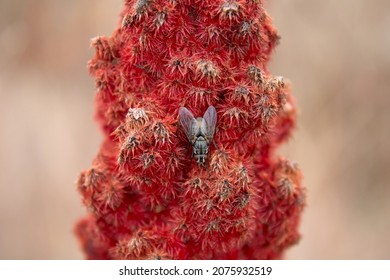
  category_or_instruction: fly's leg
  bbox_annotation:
[187,142,194,158]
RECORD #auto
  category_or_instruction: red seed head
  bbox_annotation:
[76,0,305,260]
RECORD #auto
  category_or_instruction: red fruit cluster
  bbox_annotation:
[75,0,305,259]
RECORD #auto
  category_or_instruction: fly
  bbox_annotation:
[178,105,217,165]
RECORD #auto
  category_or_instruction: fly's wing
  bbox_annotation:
[202,105,217,140]
[179,107,197,141]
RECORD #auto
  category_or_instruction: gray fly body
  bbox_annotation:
[179,106,217,165]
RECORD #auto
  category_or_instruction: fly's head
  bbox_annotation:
[194,154,207,166]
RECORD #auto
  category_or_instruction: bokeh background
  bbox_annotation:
[0,0,389,259]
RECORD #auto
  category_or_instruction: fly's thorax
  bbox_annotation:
[193,136,209,155]
[193,136,208,165]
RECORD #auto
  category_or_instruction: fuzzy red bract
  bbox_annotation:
[76,0,305,259]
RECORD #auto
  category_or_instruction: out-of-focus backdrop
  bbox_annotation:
[0,0,389,259]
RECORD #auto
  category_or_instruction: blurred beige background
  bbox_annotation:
[0,0,389,259]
